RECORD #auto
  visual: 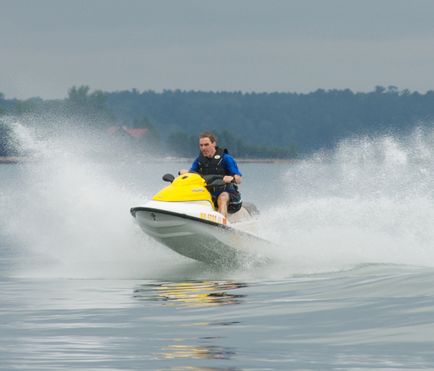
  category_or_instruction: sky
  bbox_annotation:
[2,0,434,99]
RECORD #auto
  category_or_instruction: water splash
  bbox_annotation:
[257,128,434,276]
[1,120,187,279]
[2,120,433,280]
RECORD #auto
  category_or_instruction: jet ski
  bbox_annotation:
[130,172,272,265]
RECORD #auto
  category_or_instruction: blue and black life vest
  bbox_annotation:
[197,147,230,176]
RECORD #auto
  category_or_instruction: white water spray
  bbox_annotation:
[258,128,434,276]
[1,119,433,279]
[1,120,188,279]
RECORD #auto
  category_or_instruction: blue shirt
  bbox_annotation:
[189,153,242,176]
[190,153,242,198]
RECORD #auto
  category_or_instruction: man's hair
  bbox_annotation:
[199,131,217,143]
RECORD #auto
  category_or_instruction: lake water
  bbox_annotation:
[1,126,434,370]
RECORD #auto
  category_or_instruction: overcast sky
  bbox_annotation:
[2,0,434,99]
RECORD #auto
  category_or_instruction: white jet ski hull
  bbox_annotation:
[131,205,272,265]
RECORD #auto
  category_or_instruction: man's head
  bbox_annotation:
[199,132,217,158]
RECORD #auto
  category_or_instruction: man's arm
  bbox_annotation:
[223,155,242,184]
[189,158,200,172]
[223,174,242,184]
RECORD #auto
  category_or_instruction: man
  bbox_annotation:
[181,132,242,217]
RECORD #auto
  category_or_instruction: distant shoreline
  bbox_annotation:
[0,156,294,164]
[0,156,25,164]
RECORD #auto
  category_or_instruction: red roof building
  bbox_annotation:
[107,126,148,138]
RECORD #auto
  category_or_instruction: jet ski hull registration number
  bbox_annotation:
[199,212,227,225]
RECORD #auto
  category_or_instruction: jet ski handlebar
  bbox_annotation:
[201,174,225,186]
[162,173,233,190]
[201,175,235,194]
[162,173,175,183]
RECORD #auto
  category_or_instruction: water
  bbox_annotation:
[1,123,434,369]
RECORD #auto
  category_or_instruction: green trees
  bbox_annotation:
[0,121,20,157]
[67,86,106,110]
[166,132,197,157]
[106,87,434,156]
[0,93,5,116]
[66,85,114,127]
[0,122,8,156]
[0,86,432,158]
[132,117,161,152]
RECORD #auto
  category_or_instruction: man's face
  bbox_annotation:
[199,137,216,158]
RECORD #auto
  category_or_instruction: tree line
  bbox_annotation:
[1,85,433,158]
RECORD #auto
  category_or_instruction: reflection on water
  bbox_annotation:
[134,281,247,308]
[159,344,236,360]
[134,281,246,366]
[161,366,241,371]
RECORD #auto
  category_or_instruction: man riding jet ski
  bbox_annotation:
[179,131,242,218]
[130,132,270,265]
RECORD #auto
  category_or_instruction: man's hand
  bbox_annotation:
[223,175,242,184]
[223,175,234,184]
